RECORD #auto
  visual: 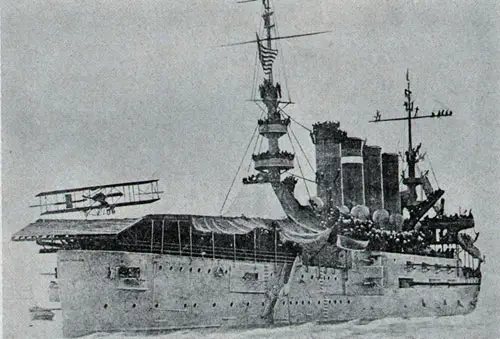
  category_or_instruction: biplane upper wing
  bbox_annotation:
[35,179,159,197]
[31,179,162,216]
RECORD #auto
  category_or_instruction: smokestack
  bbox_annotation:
[382,153,401,214]
[341,137,365,208]
[363,145,383,212]
[311,122,347,210]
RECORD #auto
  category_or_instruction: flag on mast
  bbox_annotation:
[256,34,278,75]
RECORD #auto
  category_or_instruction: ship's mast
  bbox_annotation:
[221,0,331,189]
[371,70,453,206]
[263,0,274,84]
[404,71,419,202]
[251,0,293,184]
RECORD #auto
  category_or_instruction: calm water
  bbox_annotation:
[3,243,499,339]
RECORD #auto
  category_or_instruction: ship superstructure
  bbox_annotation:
[12,1,482,337]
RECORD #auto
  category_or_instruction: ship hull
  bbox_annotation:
[57,249,480,337]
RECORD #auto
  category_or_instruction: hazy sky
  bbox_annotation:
[3,0,499,258]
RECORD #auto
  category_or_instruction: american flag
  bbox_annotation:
[257,34,278,75]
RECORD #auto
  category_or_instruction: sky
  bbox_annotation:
[2,0,500,325]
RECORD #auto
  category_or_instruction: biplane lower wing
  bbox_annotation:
[40,198,161,215]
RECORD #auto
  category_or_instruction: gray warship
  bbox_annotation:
[12,1,482,337]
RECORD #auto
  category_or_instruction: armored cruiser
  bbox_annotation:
[12,1,482,337]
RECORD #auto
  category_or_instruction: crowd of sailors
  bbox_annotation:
[243,173,267,184]
[252,150,295,161]
[425,209,474,221]
[259,79,282,99]
[432,110,453,117]
[339,216,457,258]
[257,117,290,126]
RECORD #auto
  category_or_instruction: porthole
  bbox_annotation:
[104,304,108,309]
[327,276,330,280]
[197,268,201,273]
[262,302,265,306]
[282,301,286,305]
[230,302,233,307]
[339,300,342,304]
[169,266,173,270]
[246,302,250,306]
[308,301,311,305]
[189,267,192,272]
[329,300,331,304]
[180,266,183,271]
[295,301,298,305]
[347,300,351,304]
[159,265,163,270]
[301,301,304,305]
[301,275,304,279]
[290,301,293,305]
[225,270,228,274]
[155,303,159,308]
[334,277,337,281]
[208,269,211,274]
[193,303,197,308]
[132,304,136,308]
[184,304,187,308]
[334,300,337,304]
[311,275,314,279]
[213,303,216,307]
[318,301,321,305]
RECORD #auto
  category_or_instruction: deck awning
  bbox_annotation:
[11,218,140,241]
[12,213,332,244]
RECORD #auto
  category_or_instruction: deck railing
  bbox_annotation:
[116,240,296,263]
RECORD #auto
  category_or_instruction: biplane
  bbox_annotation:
[31,179,162,216]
